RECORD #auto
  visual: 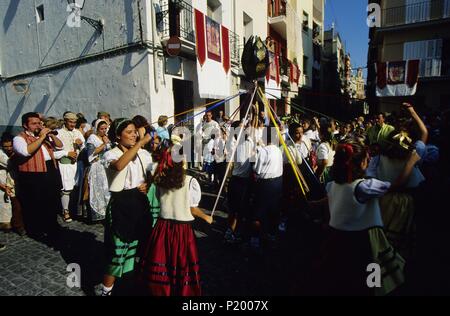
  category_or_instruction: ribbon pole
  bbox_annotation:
[211,83,258,218]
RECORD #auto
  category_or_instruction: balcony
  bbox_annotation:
[157,0,196,55]
[382,0,450,28]
[313,23,322,45]
[229,30,241,66]
[280,57,290,85]
[268,1,288,39]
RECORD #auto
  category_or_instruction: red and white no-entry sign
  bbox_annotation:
[167,36,182,57]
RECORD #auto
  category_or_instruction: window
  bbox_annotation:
[243,12,253,45]
[36,5,44,23]
[445,0,450,18]
[404,39,443,77]
[302,11,309,32]
[207,0,222,24]
[405,0,430,24]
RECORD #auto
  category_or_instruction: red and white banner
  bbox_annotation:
[194,9,206,66]
[265,52,281,100]
[221,25,230,74]
[376,60,420,97]
[195,9,231,99]
[290,62,300,85]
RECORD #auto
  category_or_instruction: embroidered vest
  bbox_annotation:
[17,132,57,173]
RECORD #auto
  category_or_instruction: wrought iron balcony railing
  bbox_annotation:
[157,0,195,43]
[229,31,241,66]
[157,0,241,64]
[382,0,450,27]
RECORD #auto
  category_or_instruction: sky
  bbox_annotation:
[324,0,370,78]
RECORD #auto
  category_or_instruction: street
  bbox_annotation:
[1,168,450,296]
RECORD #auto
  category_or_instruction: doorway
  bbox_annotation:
[173,79,194,125]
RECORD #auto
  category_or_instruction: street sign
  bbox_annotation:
[167,36,182,57]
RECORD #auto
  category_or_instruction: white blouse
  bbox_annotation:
[103,148,153,190]
[189,177,202,208]
[86,134,110,162]
[253,144,283,179]
[316,142,335,167]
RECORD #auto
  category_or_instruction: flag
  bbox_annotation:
[195,9,206,66]
[376,60,420,97]
[221,26,230,74]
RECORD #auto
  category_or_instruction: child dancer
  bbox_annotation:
[311,141,420,296]
[141,141,212,296]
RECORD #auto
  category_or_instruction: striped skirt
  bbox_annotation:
[104,202,138,278]
[313,227,405,296]
[380,192,415,258]
[140,218,201,296]
[147,184,160,228]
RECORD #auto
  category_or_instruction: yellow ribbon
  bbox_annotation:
[392,131,412,150]
[257,87,308,196]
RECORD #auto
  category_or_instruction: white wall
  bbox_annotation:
[0,0,274,130]
[0,51,152,127]
[0,0,143,77]
[0,0,153,128]
[296,0,314,88]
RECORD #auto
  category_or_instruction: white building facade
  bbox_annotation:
[1,0,318,131]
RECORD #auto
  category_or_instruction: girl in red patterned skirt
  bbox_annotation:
[140,140,212,296]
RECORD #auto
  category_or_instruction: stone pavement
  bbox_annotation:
[0,204,312,296]
[0,169,312,296]
[0,218,102,296]
[1,168,449,296]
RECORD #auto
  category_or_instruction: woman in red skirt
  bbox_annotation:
[140,140,212,296]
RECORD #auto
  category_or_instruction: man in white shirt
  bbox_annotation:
[251,127,283,252]
[201,111,220,145]
[55,112,86,223]
[13,112,63,246]
[303,118,321,148]
[224,122,255,244]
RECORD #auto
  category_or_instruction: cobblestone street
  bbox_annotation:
[0,170,314,296]
[1,169,450,296]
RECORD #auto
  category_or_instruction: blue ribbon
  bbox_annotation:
[173,91,247,127]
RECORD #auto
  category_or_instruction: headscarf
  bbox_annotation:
[94,119,108,133]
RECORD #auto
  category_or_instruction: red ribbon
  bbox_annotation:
[158,149,174,175]
[340,144,354,183]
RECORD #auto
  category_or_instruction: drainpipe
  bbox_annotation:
[151,0,160,93]
[233,0,236,35]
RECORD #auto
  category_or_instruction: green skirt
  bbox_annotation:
[104,201,139,278]
[320,166,332,184]
[147,183,161,228]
